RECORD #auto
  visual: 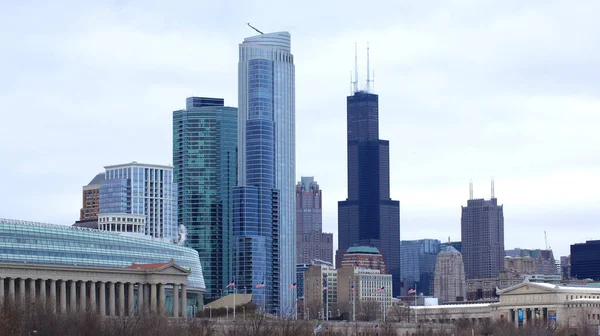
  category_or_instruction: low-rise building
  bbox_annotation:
[304,265,337,319]
[338,267,393,321]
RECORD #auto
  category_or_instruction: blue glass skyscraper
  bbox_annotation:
[236,31,295,314]
[173,97,238,303]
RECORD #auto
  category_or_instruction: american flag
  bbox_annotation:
[255,282,265,289]
[227,280,235,287]
[408,288,416,295]
[350,284,355,292]
[289,283,296,289]
[323,280,328,291]
[376,286,385,294]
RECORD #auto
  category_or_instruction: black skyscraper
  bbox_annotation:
[338,91,401,296]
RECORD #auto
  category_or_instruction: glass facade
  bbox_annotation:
[238,31,295,313]
[99,163,178,240]
[571,241,600,280]
[173,99,238,303]
[0,218,205,293]
[338,91,401,296]
[400,239,440,295]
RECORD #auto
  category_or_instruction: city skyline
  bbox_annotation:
[2,1,600,260]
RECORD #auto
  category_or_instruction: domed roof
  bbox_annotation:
[438,245,461,255]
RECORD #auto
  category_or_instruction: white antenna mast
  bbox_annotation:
[353,43,359,93]
[469,179,473,200]
[366,42,371,93]
[491,177,495,199]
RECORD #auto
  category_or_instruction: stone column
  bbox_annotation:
[29,279,36,305]
[138,284,145,315]
[181,285,187,318]
[158,284,165,313]
[89,281,96,313]
[108,282,115,316]
[99,282,106,316]
[19,279,26,303]
[49,280,57,313]
[79,281,87,311]
[8,278,15,302]
[0,277,4,305]
[150,283,157,312]
[172,284,179,318]
[127,283,135,316]
[70,281,77,312]
[39,279,46,307]
[118,283,125,316]
[60,280,67,313]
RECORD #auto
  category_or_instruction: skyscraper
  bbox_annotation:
[98,162,177,240]
[400,239,440,295]
[461,182,505,279]
[337,61,401,295]
[173,97,238,302]
[235,31,295,314]
[296,177,333,264]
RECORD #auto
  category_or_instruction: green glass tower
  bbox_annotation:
[173,97,238,302]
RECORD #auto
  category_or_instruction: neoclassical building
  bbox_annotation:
[0,261,190,317]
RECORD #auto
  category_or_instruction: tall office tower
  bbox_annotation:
[236,31,295,313]
[400,239,440,295]
[173,97,237,303]
[433,245,466,302]
[461,182,505,279]
[571,241,600,280]
[98,162,178,240]
[337,59,401,295]
[79,172,105,221]
[296,177,333,264]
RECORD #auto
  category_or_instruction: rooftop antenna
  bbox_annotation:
[544,231,548,250]
[366,42,372,92]
[469,179,473,200]
[353,43,359,93]
[491,177,495,199]
[246,22,264,35]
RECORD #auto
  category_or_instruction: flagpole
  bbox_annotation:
[352,281,355,322]
[414,284,417,325]
[233,278,236,320]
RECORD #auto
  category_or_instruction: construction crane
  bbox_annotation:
[246,23,264,35]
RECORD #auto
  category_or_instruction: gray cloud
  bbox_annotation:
[1,0,599,259]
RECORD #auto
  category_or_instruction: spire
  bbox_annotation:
[469,179,473,200]
[491,177,495,199]
[353,43,359,93]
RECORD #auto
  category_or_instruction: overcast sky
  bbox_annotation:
[1,0,599,259]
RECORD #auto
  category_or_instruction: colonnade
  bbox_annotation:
[509,307,549,327]
[0,277,188,317]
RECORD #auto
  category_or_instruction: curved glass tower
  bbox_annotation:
[237,31,295,314]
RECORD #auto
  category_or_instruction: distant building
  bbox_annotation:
[79,172,104,221]
[561,256,571,280]
[340,246,386,273]
[338,267,393,321]
[400,239,440,295]
[433,245,466,302]
[504,249,559,275]
[304,265,338,319]
[173,97,237,303]
[337,89,401,296]
[296,177,333,264]
[440,241,462,253]
[461,185,505,280]
[571,241,600,280]
[98,162,177,241]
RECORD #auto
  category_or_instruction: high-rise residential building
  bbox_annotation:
[433,245,466,302]
[340,246,386,273]
[571,241,600,280]
[79,172,105,222]
[400,239,440,296]
[235,31,296,314]
[461,184,504,280]
[98,162,178,241]
[173,97,238,303]
[337,80,401,295]
[296,177,333,264]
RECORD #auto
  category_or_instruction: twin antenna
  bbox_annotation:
[469,178,496,200]
[350,42,375,94]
